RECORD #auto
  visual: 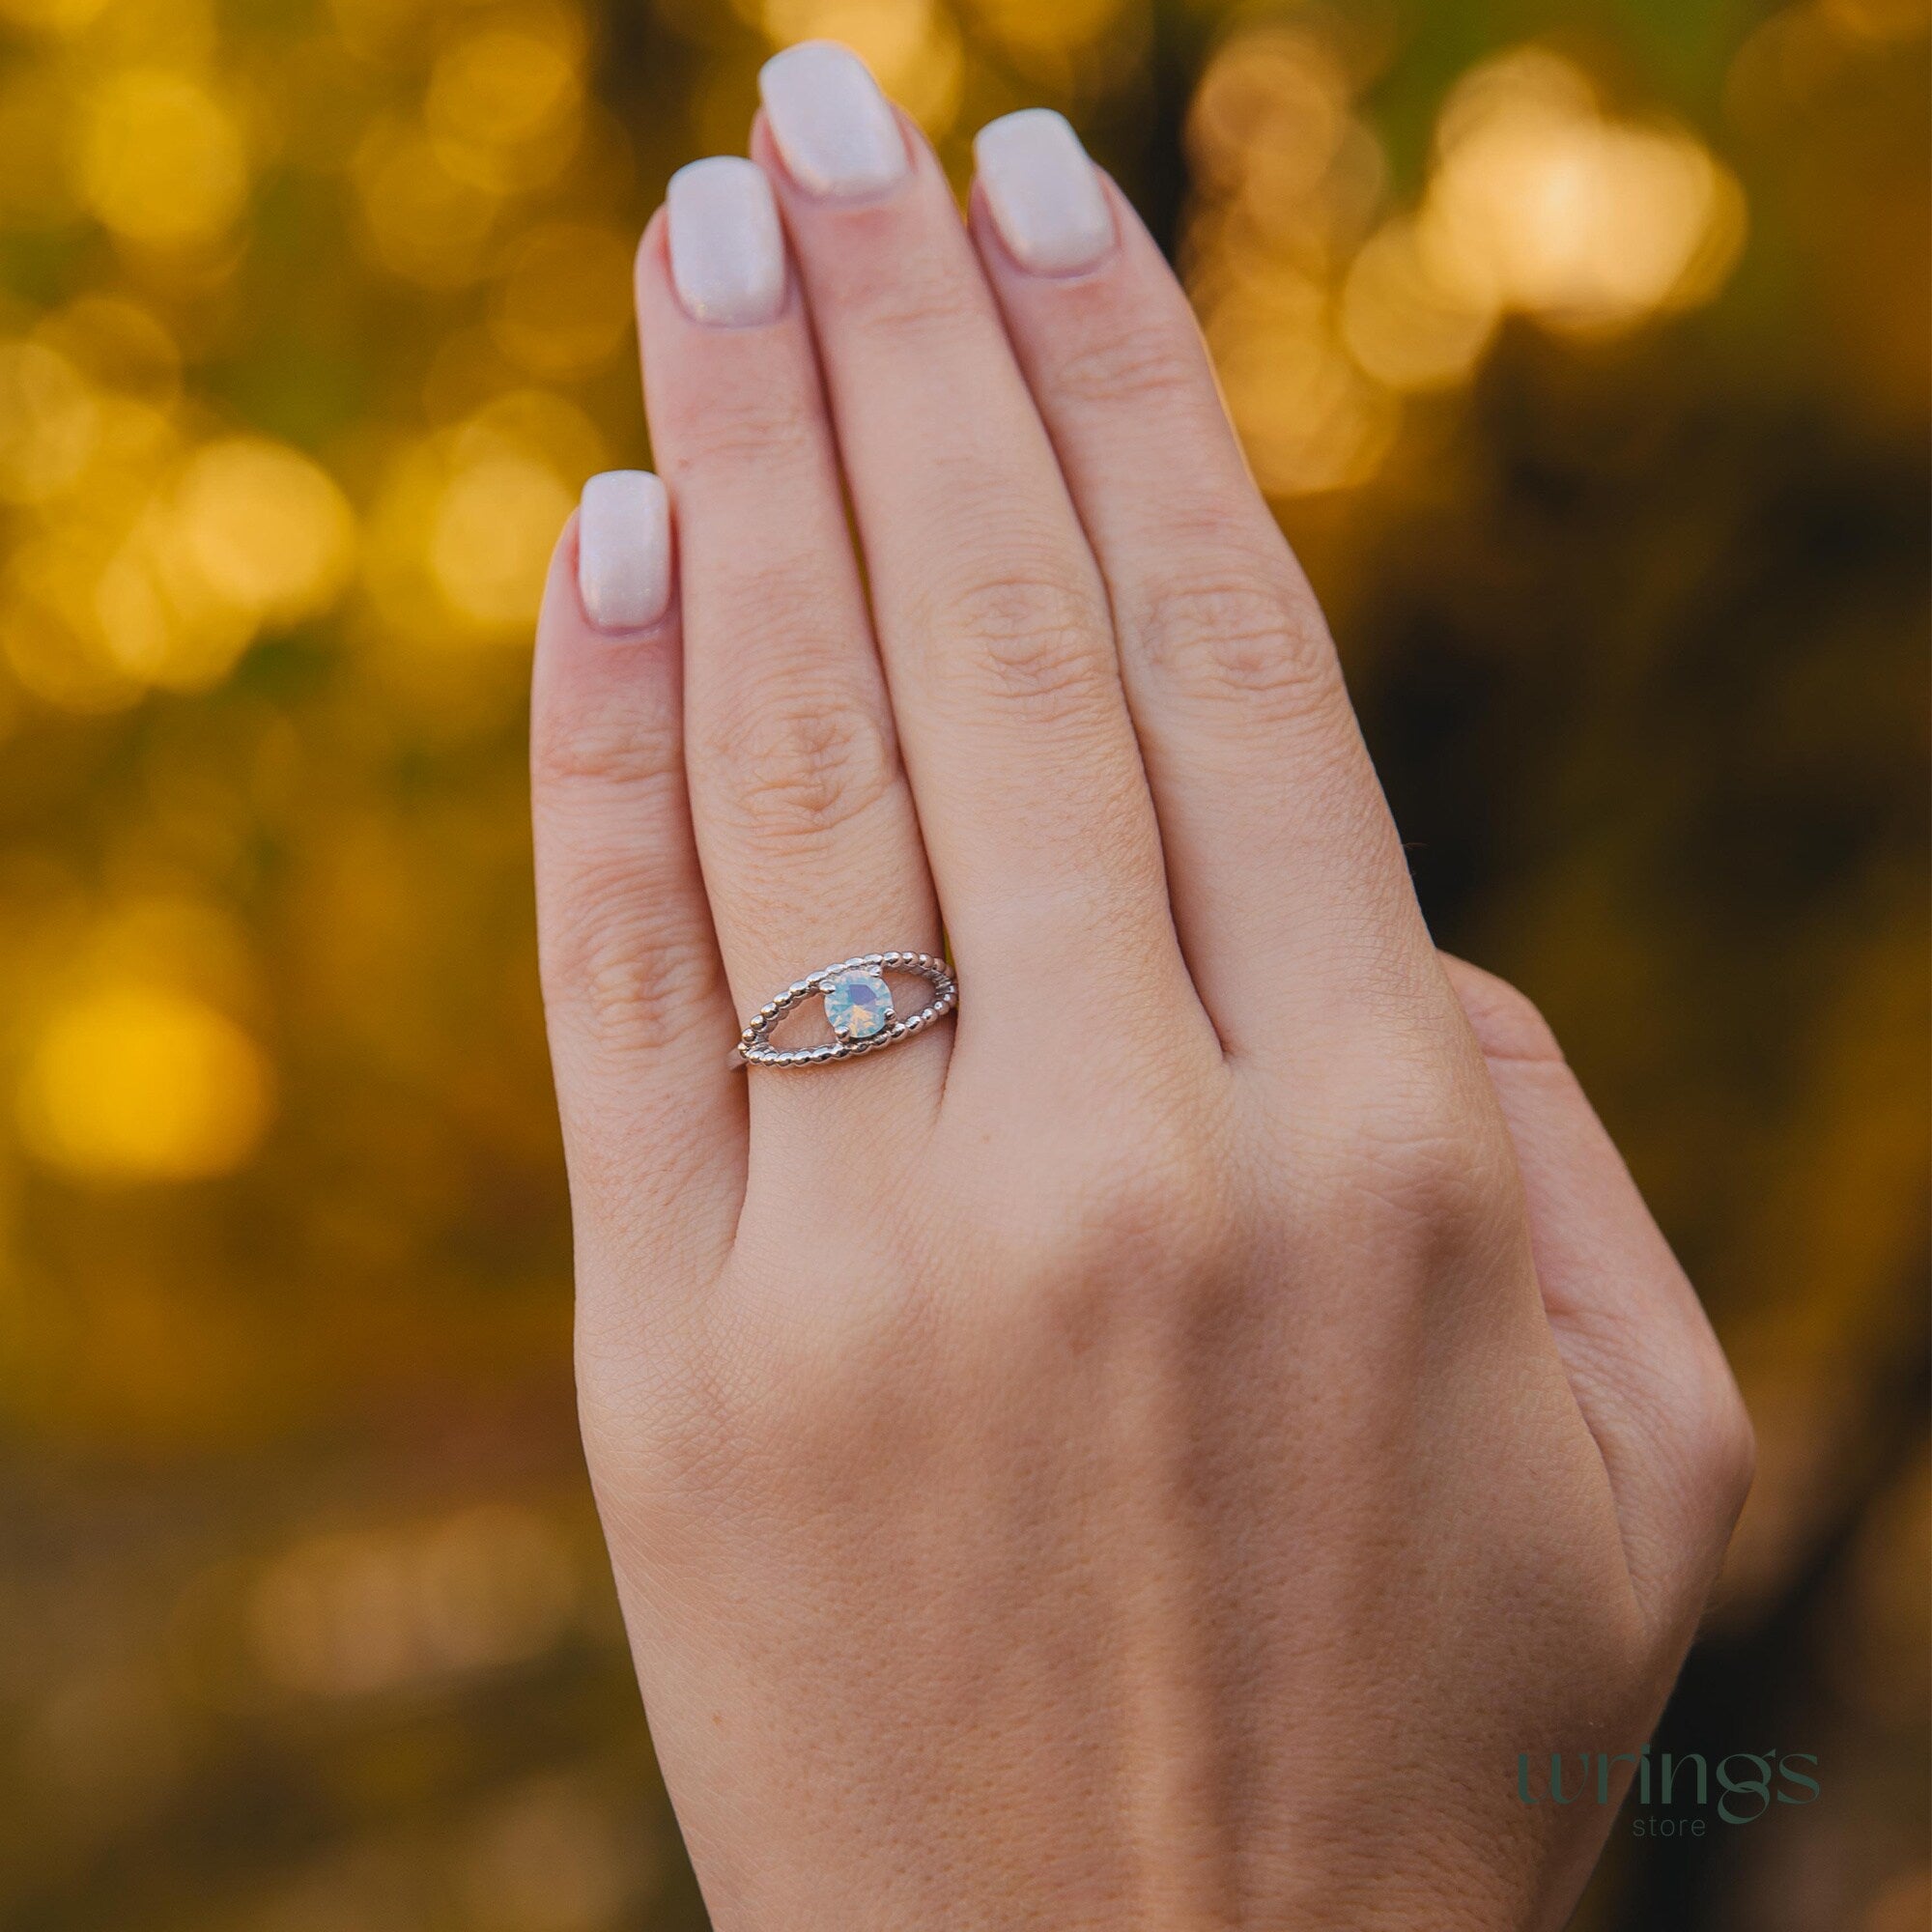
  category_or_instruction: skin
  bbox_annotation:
[528,86,1755,1932]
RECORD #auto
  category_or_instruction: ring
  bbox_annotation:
[731,952,956,1068]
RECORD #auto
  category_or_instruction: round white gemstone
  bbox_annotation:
[823,969,893,1040]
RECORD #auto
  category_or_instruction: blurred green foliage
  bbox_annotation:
[0,1,1922,1928]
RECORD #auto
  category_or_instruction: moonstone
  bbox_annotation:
[822,969,893,1041]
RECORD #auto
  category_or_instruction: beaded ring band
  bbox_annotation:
[731,952,956,1069]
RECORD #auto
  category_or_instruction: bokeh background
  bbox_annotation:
[0,0,1923,1926]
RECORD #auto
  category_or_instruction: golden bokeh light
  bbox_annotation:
[75,68,250,248]
[3,404,200,704]
[1217,321,1398,497]
[353,115,505,289]
[16,983,273,1184]
[430,451,576,629]
[0,68,81,227]
[367,390,595,643]
[85,895,266,1018]
[170,438,357,628]
[94,506,258,692]
[1821,0,1932,40]
[4,427,354,697]
[1187,28,1753,497]
[1185,24,1398,495]
[966,0,1128,62]
[1187,25,1352,213]
[490,221,637,377]
[0,342,101,503]
[426,10,587,193]
[429,17,584,150]
[32,295,182,411]
[458,1774,649,1932]
[327,0,428,65]
[1340,215,1497,392]
[1418,48,1747,335]
[2,601,141,712]
[1432,42,1595,155]
[250,1505,580,1698]
[0,0,110,30]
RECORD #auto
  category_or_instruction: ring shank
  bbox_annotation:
[732,951,956,1069]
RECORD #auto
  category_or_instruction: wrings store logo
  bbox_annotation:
[1516,1748,1820,1834]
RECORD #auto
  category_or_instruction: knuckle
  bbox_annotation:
[1128,561,1339,721]
[1440,956,1566,1066]
[704,547,830,638]
[1049,315,1207,410]
[1002,1094,1241,1332]
[839,248,983,347]
[698,678,899,848]
[531,681,682,796]
[1077,1140,1226,1272]
[541,859,723,1055]
[1685,1371,1757,1519]
[646,1260,943,1509]
[933,566,1113,721]
[661,384,818,473]
[1350,1120,1485,1234]
[582,1333,812,1528]
[1313,1047,1517,1236]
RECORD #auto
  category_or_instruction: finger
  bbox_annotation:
[641,161,946,1118]
[530,484,743,1292]
[752,45,1199,1060]
[969,123,1440,1058]
[1443,956,1756,1633]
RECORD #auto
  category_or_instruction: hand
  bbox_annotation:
[530,43,1753,1931]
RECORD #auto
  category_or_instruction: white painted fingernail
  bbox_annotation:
[759,41,906,199]
[578,470,671,632]
[667,156,786,327]
[974,109,1114,276]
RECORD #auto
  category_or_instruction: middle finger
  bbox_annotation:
[752,43,1199,1052]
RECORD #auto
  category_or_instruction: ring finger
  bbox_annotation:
[639,157,944,1120]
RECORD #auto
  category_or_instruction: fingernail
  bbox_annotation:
[578,470,671,632]
[666,156,786,327]
[974,109,1114,276]
[758,41,906,199]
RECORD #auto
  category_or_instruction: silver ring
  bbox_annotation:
[731,952,956,1068]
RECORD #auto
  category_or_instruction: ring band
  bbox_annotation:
[731,952,956,1068]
